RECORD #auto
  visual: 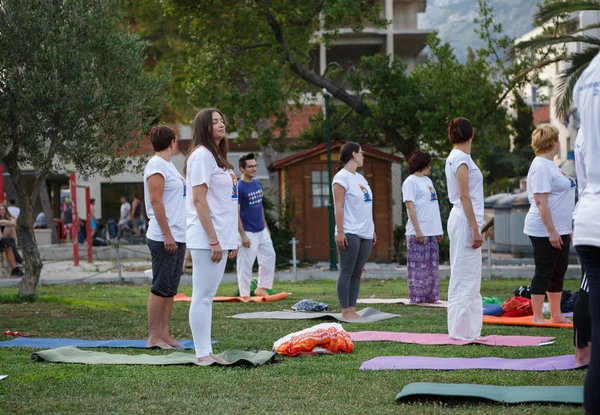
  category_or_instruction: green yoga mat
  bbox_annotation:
[30,346,276,367]
[395,383,583,405]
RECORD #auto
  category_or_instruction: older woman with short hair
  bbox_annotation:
[402,150,443,304]
[524,124,576,325]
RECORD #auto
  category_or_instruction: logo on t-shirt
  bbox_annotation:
[360,185,373,203]
[180,178,186,198]
[562,172,576,189]
[248,189,263,207]
[428,186,438,201]
[230,173,238,200]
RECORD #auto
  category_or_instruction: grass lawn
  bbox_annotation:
[0,278,585,414]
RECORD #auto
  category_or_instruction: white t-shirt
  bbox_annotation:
[143,155,186,243]
[574,129,586,199]
[573,51,600,247]
[445,149,484,228]
[119,202,131,222]
[402,174,443,236]
[331,168,375,239]
[523,157,575,237]
[185,146,239,250]
[7,206,20,219]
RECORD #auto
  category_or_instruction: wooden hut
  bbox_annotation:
[269,141,402,262]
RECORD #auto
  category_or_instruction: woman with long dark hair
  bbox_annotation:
[332,142,376,320]
[444,117,484,341]
[185,109,238,364]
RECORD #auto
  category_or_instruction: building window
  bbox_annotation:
[311,171,331,208]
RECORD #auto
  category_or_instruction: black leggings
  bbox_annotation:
[0,237,22,264]
[576,245,600,414]
[529,235,570,295]
[337,234,372,309]
[574,269,591,348]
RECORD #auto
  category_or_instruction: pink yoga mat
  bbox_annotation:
[349,332,555,347]
[360,354,583,371]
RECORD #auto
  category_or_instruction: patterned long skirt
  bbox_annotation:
[406,235,440,303]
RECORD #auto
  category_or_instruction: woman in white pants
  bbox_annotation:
[185,108,238,364]
[445,117,484,341]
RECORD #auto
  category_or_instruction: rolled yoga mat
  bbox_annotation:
[229,307,399,323]
[349,332,555,347]
[0,338,215,349]
[483,315,573,328]
[174,292,289,303]
[356,298,448,308]
[360,354,585,371]
[394,383,583,405]
[29,346,276,367]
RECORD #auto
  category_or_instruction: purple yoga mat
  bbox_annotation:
[360,354,583,371]
[350,332,554,347]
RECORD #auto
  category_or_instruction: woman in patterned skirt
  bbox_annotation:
[402,150,443,303]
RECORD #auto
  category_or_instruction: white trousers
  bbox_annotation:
[447,209,483,341]
[236,229,276,297]
[189,249,226,358]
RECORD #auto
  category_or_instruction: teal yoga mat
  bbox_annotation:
[30,346,276,367]
[395,383,583,405]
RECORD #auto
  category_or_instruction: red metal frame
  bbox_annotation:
[70,173,79,266]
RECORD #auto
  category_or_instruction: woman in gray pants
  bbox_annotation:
[332,142,377,320]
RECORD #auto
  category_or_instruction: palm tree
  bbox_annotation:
[516,0,600,118]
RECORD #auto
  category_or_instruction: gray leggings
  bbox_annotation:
[337,233,372,309]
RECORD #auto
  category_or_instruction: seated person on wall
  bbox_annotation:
[0,203,24,277]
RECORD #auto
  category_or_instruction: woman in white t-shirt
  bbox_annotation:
[573,52,600,413]
[523,124,575,325]
[332,142,376,320]
[143,125,187,349]
[444,117,484,341]
[185,109,238,364]
[402,150,443,304]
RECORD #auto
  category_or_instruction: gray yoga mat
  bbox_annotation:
[229,307,399,323]
[395,383,583,405]
[361,354,584,371]
[30,346,275,367]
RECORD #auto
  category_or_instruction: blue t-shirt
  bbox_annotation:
[238,179,265,232]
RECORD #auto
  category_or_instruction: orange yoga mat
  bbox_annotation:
[483,315,573,329]
[174,292,288,303]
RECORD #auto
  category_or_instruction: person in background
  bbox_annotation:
[144,125,187,349]
[131,194,143,235]
[523,124,575,326]
[445,117,484,341]
[572,50,600,413]
[89,198,97,233]
[0,203,24,277]
[7,199,20,219]
[402,150,443,304]
[62,202,73,242]
[185,108,238,364]
[33,212,47,229]
[117,196,131,238]
[332,142,376,320]
[236,153,276,299]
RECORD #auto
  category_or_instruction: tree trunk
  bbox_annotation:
[3,163,44,298]
[38,180,58,244]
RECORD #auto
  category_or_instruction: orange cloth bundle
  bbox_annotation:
[273,323,354,357]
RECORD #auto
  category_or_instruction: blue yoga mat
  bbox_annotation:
[0,338,215,349]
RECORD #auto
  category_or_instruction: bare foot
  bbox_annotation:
[195,355,217,365]
[209,353,229,365]
[240,296,251,301]
[532,317,548,325]
[146,339,174,349]
[341,311,363,321]
[550,315,572,325]
[254,288,269,297]
[163,336,184,349]
[575,345,591,367]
